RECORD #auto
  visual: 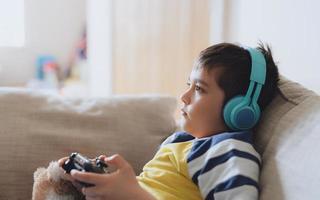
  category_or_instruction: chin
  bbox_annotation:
[179,119,194,136]
[179,118,189,132]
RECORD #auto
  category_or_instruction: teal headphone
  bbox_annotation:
[223,47,266,131]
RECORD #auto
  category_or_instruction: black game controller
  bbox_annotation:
[62,152,108,187]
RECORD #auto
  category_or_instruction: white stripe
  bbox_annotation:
[160,133,179,147]
[214,185,258,200]
[188,139,261,177]
[197,157,259,199]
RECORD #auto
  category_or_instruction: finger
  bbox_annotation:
[105,154,130,170]
[58,157,69,167]
[85,196,102,200]
[70,170,106,185]
[98,155,108,160]
[61,172,75,182]
[82,185,108,197]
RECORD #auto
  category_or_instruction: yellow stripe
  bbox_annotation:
[137,141,203,200]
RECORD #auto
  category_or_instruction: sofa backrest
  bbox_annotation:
[1,75,319,200]
[254,76,320,200]
[0,90,177,200]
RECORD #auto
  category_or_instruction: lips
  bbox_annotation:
[181,108,188,116]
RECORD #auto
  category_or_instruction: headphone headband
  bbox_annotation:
[223,46,267,130]
[244,47,266,85]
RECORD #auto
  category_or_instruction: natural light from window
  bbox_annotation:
[0,0,25,47]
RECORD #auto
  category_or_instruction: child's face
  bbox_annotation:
[180,67,227,138]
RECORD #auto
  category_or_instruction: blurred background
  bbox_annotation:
[0,0,319,99]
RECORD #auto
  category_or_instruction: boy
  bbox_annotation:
[59,42,279,200]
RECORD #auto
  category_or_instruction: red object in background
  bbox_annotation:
[44,62,58,72]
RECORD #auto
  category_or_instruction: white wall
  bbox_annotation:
[210,0,320,94]
[86,0,113,97]
[0,0,86,85]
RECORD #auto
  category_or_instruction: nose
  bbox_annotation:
[180,88,191,105]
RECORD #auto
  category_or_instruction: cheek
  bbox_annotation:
[196,98,224,123]
[201,105,221,124]
[189,100,214,120]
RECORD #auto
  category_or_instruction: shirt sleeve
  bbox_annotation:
[186,137,261,200]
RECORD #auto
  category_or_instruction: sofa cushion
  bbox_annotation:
[0,88,177,200]
[254,76,320,200]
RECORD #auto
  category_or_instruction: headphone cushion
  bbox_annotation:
[224,95,260,130]
[232,106,256,129]
[223,96,244,130]
[251,101,261,123]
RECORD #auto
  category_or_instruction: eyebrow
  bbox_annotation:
[188,78,209,88]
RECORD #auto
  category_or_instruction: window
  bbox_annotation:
[0,0,25,47]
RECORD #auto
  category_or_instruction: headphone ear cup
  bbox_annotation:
[223,96,244,130]
[251,101,261,124]
[231,105,256,130]
[224,95,261,130]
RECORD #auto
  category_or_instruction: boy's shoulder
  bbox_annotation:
[190,131,254,152]
[187,130,260,164]
[207,130,254,145]
[162,131,253,146]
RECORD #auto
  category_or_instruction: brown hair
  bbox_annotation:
[195,42,279,112]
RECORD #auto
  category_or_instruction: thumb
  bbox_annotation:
[58,157,69,167]
[105,154,131,171]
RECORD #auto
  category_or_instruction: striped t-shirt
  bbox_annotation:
[137,131,261,200]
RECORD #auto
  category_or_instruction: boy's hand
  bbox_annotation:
[70,154,156,200]
[58,157,74,181]
[58,156,83,191]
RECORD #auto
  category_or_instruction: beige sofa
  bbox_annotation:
[0,76,319,200]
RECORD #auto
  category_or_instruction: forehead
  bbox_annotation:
[189,67,221,86]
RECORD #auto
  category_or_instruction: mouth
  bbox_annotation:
[180,108,188,117]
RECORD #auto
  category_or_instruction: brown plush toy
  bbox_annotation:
[32,161,85,200]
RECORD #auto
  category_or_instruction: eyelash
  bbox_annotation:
[186,82,204,93]
[195,85,202,92]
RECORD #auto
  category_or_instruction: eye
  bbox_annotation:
[195,85,203,92]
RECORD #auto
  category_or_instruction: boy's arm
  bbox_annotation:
[188,140,261,200]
